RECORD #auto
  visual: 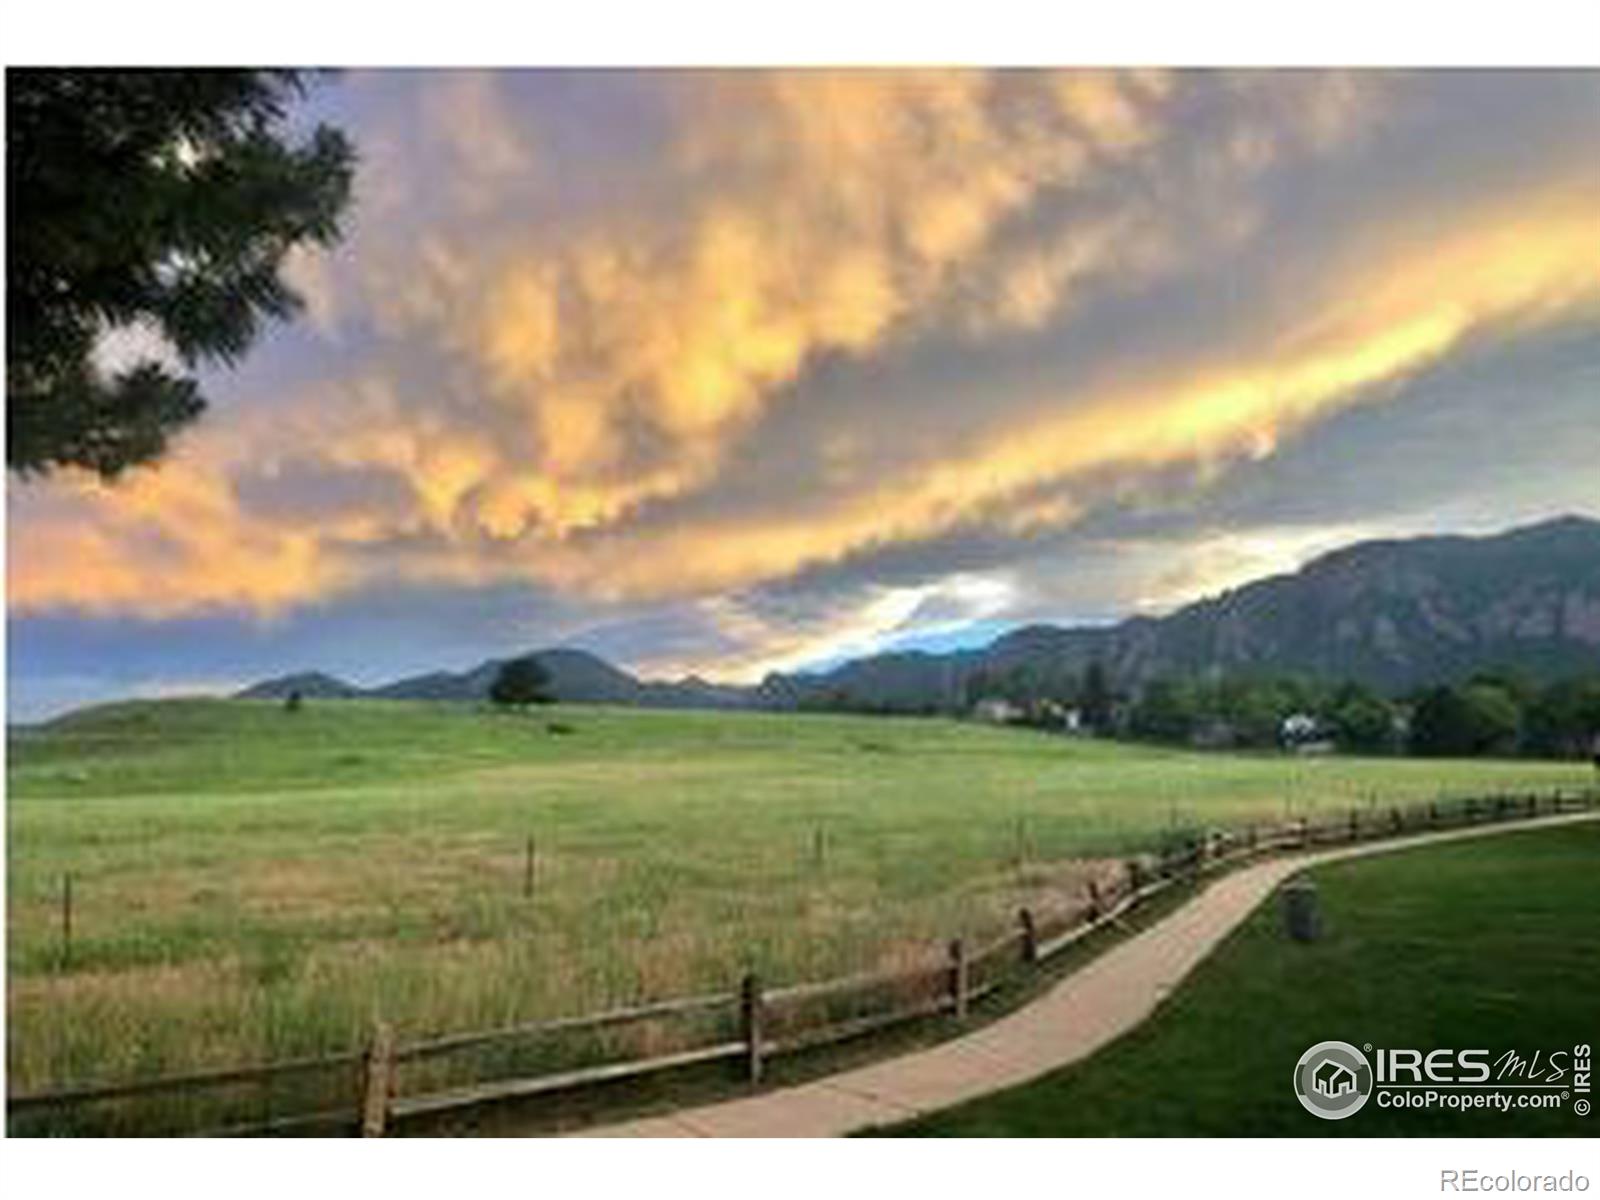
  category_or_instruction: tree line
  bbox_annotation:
[806,659,1600,761]
[1107,667,1599,760]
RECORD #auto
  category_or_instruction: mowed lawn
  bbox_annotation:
[7,698,1590,1093]
[879,822,1600,1137]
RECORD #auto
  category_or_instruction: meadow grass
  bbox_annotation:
[876,822,1600,1136]
[7,698,1590,1097]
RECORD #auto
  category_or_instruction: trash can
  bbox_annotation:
[1281,878,1321,942]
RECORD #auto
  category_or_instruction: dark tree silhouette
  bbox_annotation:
[1329,687,1395,753]
[7,69,354,478]
[1081,661,1113,734]
[489,657,554,709]
[1522,677,1600,759]
[1409,684,1520,757]
[1129,677,1198,743]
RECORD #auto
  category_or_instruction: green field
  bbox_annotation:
[6,698,1590,1095]
[879,822,1600,1136]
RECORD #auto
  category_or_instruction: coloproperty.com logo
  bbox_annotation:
[1295,1040,1592,1120]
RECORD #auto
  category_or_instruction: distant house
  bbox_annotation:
[1281,712,1336,755]
[972,697,1024,725]
[1029,698,1081,732]
[1281,712,1318,743]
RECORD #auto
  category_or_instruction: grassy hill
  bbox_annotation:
[8,699,1590,1096]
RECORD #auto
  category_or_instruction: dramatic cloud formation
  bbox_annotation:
[9,69,1600,715]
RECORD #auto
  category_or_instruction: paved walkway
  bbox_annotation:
[571,810,1600,1138]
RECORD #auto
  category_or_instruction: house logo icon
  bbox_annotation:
[1313,1059,1357,1098]
[1294,1040,1373,1119]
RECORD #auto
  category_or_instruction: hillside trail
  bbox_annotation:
[557,809,1600,1137]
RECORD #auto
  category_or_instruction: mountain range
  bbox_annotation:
[236,515,1600,710]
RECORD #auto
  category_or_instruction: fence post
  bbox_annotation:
[1428,800,1439,827]
[61,873,73,970]
[1298,817,1309,848]
[1390,807,1402,835]
[740,973,764,1086]
[948,939,969,1020]
[1018,907,1039,965]
[361,1021,396,1138]
[1126,858,1143,897]
[1348,808,1359,841]
[1087,878,1104,921]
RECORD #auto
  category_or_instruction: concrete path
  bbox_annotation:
[570,810,1600,1138]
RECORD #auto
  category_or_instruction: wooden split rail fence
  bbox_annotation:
[9,785,1597,1137]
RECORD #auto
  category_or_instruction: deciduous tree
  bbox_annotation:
[489,657,554,709]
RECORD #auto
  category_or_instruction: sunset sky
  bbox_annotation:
[9,68,1600,719]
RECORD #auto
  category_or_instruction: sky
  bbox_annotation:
[8,68,1600,720]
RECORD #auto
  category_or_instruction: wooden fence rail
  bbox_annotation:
[5,1049,365,1114]
[9,784,1595,1137]
[389,1042,750,1124]
[392,991,735,1064]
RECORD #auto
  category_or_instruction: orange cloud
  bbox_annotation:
[10,72,1599,630]
[508,182,1600,599]
[8,445,339,616]
[360,70,1181,540]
